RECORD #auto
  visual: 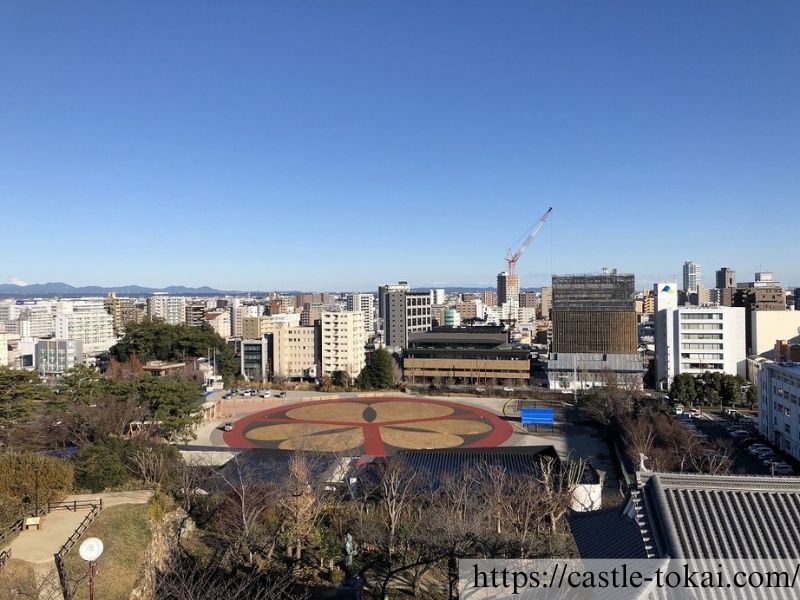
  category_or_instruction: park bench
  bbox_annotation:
[24,517,41,530]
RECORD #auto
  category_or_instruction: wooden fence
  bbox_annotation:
[48,498,103,513]
[53,502,103,600]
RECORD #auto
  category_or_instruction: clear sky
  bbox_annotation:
[1,2,798,292]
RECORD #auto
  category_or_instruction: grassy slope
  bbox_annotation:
[63,504,152,600]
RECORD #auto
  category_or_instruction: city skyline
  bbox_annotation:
[2,3,799,290]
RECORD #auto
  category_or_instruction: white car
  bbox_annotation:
[674,405,684,415]
[503,387,514,393]
[260,390,272,398]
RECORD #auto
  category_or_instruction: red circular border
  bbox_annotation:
[222,396,513,455]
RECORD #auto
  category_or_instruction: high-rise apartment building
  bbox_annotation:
[497,272,520,307]
[242,314,301,339]
[230,302,261,337]
[654,282,746,389]
[147,294,187,325]
[716,267,736,289]
[205,311,231,339]
[320,310,366,378]
[519,291,538,309]
[378,282,410,325]
[478,291,497,307]
[683,261,701,293]
[55,301,115,350]
[432,289,446,306]
[538,287,552,320]
[185,302,207,327]
[346,293,375,334]
[104,293,144,337]
[384,290,432,348]
[271,326,318,380]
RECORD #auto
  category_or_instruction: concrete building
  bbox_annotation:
[185,302,207,327]
[54,301,116,351]
[548,271,641,390]
[383,289,432,349]
[320,310,366,379]
[538,286,552,320]
[378,282,410,330]
[682,260,701,293]
[654,282,746,388]
[519,291,538,309]
[749,310,800,358]
[758,362,800,460]
[242,313,301,339]
[0,300,57,338]
[716,267,736,290]
[443,308,461,327]
[271,326,318,380]
[497,272,520,308]
[0,334,9,367]
[205,311,231,339]
[775,340,800,363]
[455,300,482,321]
[147,294,187,325]
[403,326,530,387]
[240,337,269,383]
[231,303,261,337]
[432,289,445,306]
[345,293,375,333]
[104,293,144,336]
[36,339,83,377]
[478,291,497,307]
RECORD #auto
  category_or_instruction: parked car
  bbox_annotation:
[222,422,234,432]
[503,387,514,392]
[260,390,272,398]
[475,387,486,393]
[276,391,287,398]
[674,405,684,415]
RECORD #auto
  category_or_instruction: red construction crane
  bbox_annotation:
[505,206,552,275]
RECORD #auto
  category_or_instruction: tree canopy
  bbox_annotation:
[669,372,745,406]
[356,348,396,390]
[110,317,238,383]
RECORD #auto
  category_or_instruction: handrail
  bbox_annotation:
[53,502,103,600]
[0,506,47,548]
[48,498,103,513]
[0,548,11,571]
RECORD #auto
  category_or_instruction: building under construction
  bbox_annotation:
[551,270,637,354]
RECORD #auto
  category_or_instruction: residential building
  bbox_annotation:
[477,291,497,306]
[205,311,231,339]
[378,282,410,328]
[54,301,116,351]
[231,302,261,337]
[240,338,270,383]
[455,300,482,320]
[496,272,519,308]
[185,302,207,327]
[36,339,83,377]
[403,326,530,387]
[271,326,318,380]
[147,293,186,325]
[320,310,366,379]
[432,288,445,306]
[103,293,144,336]
[716,267,736,289]
[682,260,701,293]
[0,334,9,367]
[383,288,432,349]
[242,313,300,339]
[775,340,800,363]
[758,362,800,459]
[538,286,552,320]
[519,291,538,309]
[654,282,746,388]
[734,277,788,354]
[345,293,375,333]
[1,300,57,338]
[749,310,800,358]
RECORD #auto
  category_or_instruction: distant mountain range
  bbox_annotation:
[0,282,541,298]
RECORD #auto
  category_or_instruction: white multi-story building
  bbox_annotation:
[320,310,366,379]
[54,301,116,351]
[346,293,375,334]
[205,311,231,339]
[654,282,746,389]
[758,362,800,459]
[0,300,57,338]
[683,261,701,293]
[147,293,187,325]
[432,288,446,306]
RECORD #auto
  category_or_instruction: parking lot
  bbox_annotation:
[678,412,797,476]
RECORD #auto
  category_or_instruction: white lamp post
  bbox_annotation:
[78,537,104,600]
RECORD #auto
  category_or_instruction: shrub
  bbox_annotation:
[0,452,74,510]
[72,440,129,492]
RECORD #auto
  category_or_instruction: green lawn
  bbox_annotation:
[63,504,152,600]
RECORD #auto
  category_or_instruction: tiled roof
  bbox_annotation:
[568,507,648,559]
[634,472,800,559]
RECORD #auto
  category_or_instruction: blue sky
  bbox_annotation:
[1,2,798,292]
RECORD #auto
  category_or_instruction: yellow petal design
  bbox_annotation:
[379,427,463,450]
[285,402,367,423]
[245,423,338,441]
[403,419,492,436]
[371,401,453,422]
[278,428,364,452]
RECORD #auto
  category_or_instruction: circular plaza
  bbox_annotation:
[222,396,514,456]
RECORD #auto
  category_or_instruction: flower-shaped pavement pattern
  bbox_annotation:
[223,397,513,456]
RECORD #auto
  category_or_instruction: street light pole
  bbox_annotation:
[33,462,41,515]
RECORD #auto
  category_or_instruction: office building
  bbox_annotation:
[551,271,637,354]
[147,294,186,325]
[775,340,800,363]
[231,303,261,338]
[758,362,800,460]
[443,308,461,327]
[455,300,482,321]
[497,272,520,307]
[682,261,701,293]
[320,310,366,378]
[548,271,641,389]
[716,267,736,290]
[242,313,301,339]
[478,291,497,307]
[654,282,746,388]
[346,293,375,333]
[519,291,538,309]
[240,337,270,383]
[36,339,83,377]
[432,288,445,306]
[378,282,410,326]
[403,326,530,387]
[383,288,432,348]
